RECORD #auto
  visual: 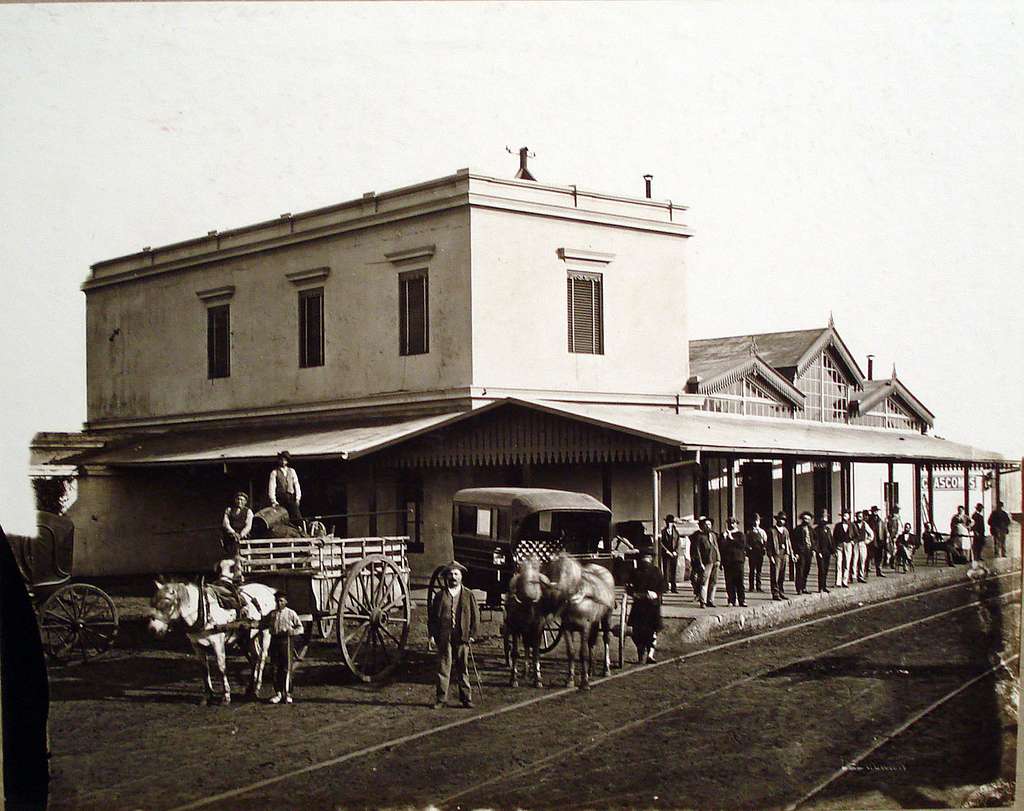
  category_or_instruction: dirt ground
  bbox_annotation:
[45,573,1019,810]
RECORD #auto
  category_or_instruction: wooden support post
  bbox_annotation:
[782,459,796,525]
[726,456,736,520]
[699,458,710,518]
[963,463,971,512]
[887,462,895,514]
[927,463,935,525]
[913,462,922,534]
[652,467,661,567]
[840,461,851,513]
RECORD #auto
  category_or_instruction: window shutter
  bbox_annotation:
[399,271,428,355]
[567,271,603,354]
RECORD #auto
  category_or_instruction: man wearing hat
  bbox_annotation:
[794,512,815,595]
[689,517,720,608]
[626,546,666,662]
[269,451,303,524]
[719,517,747,607]
[867,506,886,578]
[427,560,480,709]
[813,510,834,594]
[833,510,855,588]
[659,514,681,594]
[853,510,874,583]
[767,512,793,601]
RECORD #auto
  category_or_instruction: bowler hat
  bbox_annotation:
[277,450,291,461]
[775,511,787,521]
[442,560,468,574]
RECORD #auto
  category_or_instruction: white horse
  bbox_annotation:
[148,576,277,705]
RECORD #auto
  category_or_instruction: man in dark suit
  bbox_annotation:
[427,560,480,709]
[971,503,987,563]
[690,517,720,608]
[767,512,793,601]
[659,514,681,594]
[989,501,1011,557]
[794,512,815,594]
[746,512,767,592]
[814,509,834,593]
[868,506,887,578]
[833,510,854,588]
[719,516,747,607]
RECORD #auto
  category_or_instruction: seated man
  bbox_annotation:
[209,559,246,613]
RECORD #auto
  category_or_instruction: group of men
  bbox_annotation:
[656,499,1013,610]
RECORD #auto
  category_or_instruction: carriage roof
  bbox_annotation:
[8,511,75,589]
[452,487,612,518]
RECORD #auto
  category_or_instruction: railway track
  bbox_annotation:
[160,569,1019,811]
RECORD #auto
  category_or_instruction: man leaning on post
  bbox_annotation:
[428,560,480,709]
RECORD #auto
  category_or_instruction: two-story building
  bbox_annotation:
[34,166,1014,579]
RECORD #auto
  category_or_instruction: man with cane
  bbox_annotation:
[428,560,480,709]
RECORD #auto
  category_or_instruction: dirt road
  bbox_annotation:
[47,571,1019,810]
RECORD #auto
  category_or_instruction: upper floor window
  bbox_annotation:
[298,287,324,368]
[207,305,230,379]
[795,347,851,422]
[567,271,604,354]
[399,270,429,356]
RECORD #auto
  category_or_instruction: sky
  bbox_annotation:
[1,1,1021,535]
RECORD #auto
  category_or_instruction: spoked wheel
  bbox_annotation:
[538,614,563,654]
[616,592,629,669]
[38,583,119,663]
[337,555,411,682]
[426,565,447,617]
[316,578,345,641]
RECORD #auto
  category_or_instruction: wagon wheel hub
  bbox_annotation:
[369,607,386,626]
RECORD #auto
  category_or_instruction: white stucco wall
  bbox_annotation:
[85,207,473,426]
[468,207,689,395]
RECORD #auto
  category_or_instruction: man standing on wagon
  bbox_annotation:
[428,560,480,709]
[269,451,302,525]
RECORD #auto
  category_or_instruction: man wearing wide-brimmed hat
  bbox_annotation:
[269,450,302,524]
[767,512,793,601]
[427,560,479,709]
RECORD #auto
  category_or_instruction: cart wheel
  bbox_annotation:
[538,615,563,654]
[616,592,629,669]
[337,555,410,682]
[38,583,119,663]
[316,578,346,641]
[426,565,447,616]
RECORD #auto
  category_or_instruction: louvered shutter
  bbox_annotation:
[567,271,603,354]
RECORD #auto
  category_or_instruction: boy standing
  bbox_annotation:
[264,592,303,704]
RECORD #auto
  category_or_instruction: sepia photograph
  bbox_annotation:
[1,2,1021,809]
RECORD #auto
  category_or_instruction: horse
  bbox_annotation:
[148,575,277,705]
[502,556,557,688]
[540,554,616,691]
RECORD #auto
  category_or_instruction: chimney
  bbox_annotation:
[512,147,536,181]
[867,354,875,380]
[643,174,653,199]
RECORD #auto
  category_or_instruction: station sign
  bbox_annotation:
[929,474,982,491]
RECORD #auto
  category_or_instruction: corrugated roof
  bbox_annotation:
[67,412,473,466]
[507,399,1009,465]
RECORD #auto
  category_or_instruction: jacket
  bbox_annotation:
[628,559,667,598]
[833,521,854,545]
[428,585,480,648]
[690,531,720,571]
[855,521,875,544]
[746,526,767,556]
[794,523,814,554]
[718,530,748,564]
[660,525,680,556]
[989,509,1011,533]
[813,523,834,556]
[767,526,793,559]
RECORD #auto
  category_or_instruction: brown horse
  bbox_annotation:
[502,556,557,688]
[541,554,615,691]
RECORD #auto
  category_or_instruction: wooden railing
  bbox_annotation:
[240,535,409,575]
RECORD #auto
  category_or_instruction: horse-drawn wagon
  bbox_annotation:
[8,511,119,663]
[239,523,411,682]
[435,487,636,668]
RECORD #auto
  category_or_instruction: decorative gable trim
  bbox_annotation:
[698,355,805,407]
[853,377,935,427]
[794,325,865,386]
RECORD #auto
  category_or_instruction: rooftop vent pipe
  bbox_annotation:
[508,146,536,181]
[643,174,653,199]
[867,354,875,380]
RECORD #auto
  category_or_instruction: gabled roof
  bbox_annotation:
[690,323,865,387]
[852,375,935,427]
[687,348,804,407]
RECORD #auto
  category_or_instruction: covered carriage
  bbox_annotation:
[8,511,119,662]
[435,487,636,666]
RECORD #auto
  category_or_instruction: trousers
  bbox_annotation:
[816,553,832,591]
[795,550,813,593]
[723,561,745,605]
[854,542,869,580]
[697,566,719,606]
[269,634,294,696]
[661,553,678,592]
[769,554,789,598]
[278,492,302,524]
[435,637,471,702]
[835,543,853,586]
[747,552,764,591]
[993,531,1008,557]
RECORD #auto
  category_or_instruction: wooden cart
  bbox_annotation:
[8,511,119,663]
[240,534,411,682]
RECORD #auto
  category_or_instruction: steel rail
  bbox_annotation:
[164,569,1020,811]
